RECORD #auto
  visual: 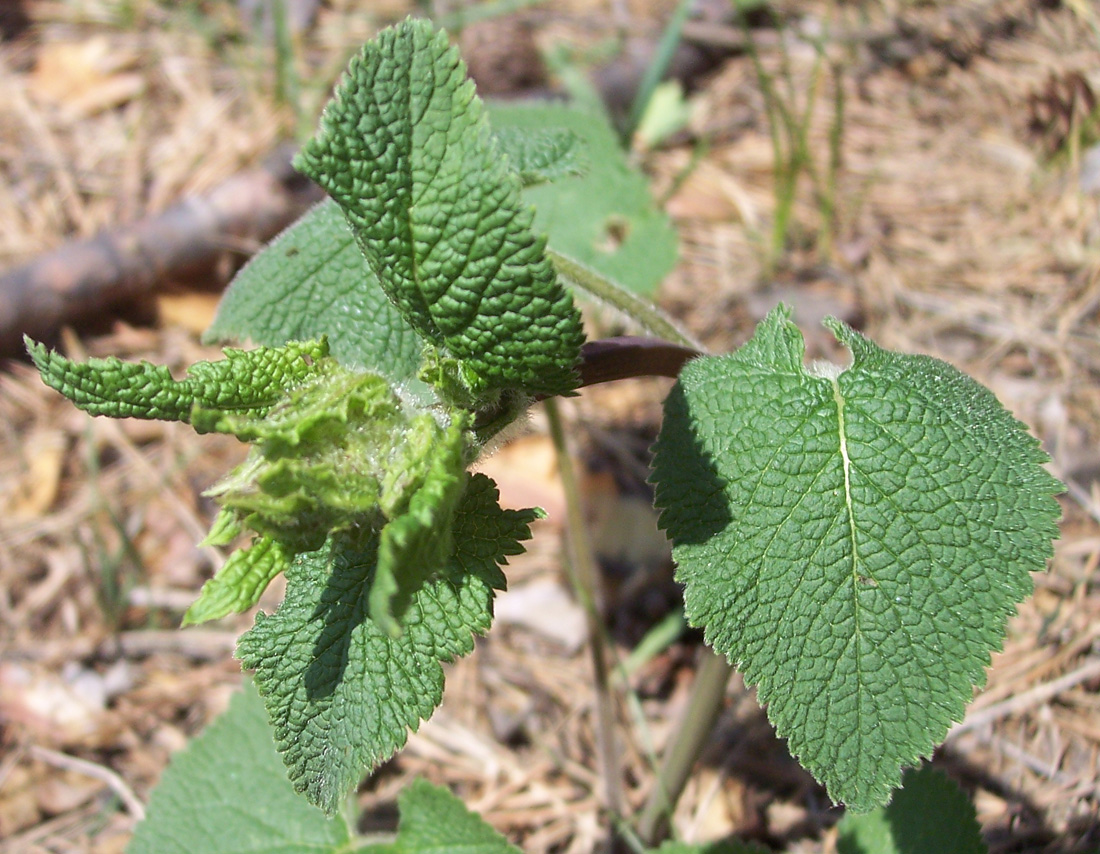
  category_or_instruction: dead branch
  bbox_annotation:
[0,144,322,358]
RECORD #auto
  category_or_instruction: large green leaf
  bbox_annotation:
[127,680,353,854]
[357,779,522,854]
[237,474,538,815]
[295,19,584,399]
[488,101,679,295]
[837,764,986,854]
[651,304,1062,812]
[127,682,526,854]
[205,199,424,382]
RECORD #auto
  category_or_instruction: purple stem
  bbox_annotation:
[575,336,702,390]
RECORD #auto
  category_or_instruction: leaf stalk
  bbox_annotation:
[546,248,702,351]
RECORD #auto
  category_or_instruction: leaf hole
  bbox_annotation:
[596,215,630,253]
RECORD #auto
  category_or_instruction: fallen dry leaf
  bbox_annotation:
[495,578,587,653]
[0,773,42,839]
[5,428,66,519]
[35,770,104,815]
[474,433,565,520]
[157,292,222,336]
[0,661,129,748]
[666,162,758,226]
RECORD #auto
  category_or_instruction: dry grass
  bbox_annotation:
[1,1,1098,852]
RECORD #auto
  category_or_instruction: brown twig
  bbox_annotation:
[29,744,146,821]
[948,657,1100,740]
[0,144,322,357]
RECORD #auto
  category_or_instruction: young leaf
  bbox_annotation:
[183,536,291,626]
[836,764,987,854]
[204,200,424,382]
[370,421,468,637]
[651,304,1062,812]
[488,101,679,295]
[295,19,584,399]
[26,337,327,427]
[200,508,242,547]
[127,679,353,854]
[635,80,693,150]
[203,367,462,555]
[237,474,538,815]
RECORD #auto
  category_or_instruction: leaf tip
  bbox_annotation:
[24,336,57,378]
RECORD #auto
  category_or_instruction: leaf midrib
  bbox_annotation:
[832,376,870,765]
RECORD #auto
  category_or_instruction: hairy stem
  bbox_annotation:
[544,260,736,846]
[546,249,702,351]
[568,334,736,846]
[545,398,625,830]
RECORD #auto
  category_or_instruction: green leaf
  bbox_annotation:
[488,101,679,295]
[204,366,462,554]
[295,19,584,399]
[492,126,585,186]
[26,337,327,427]
[385,779,521,853]
[127,679,353,854]
[237,473,538,815]
[370,420,468,637]
[205,199,424,383]
[200,508,243,547]
[635,80,693,150]
[651,304,1062,812]
[183,536,292,626]
[837,764,987,854]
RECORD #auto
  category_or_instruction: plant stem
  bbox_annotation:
[636,649,735,847]
[625,0,694,141]
[740,17,786,271]
[827,57,845,247]
[271,0,303,135]
[547,252,737,846]
[544,398,625,829]
[546,249,702,351]
[577,336,700,390]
